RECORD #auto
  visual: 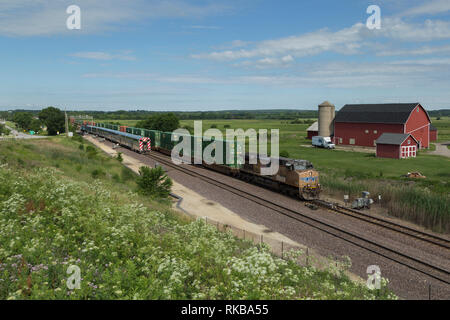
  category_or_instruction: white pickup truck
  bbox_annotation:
[312,136,335,149]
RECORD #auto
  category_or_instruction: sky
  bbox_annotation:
[0,0,449,111]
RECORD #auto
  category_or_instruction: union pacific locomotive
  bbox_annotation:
[80,122,321,200]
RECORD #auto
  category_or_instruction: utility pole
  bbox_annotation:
[65,107,69,138]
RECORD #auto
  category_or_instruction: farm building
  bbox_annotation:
[333,103,431,149]
[306,121,318,139]
[375,133,419,159]
[430,124,438,142]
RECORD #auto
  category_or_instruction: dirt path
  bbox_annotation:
[431,141,450,158]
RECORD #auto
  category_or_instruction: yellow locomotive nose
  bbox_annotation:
[298,169,321,200]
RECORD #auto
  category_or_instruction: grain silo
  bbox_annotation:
[318,101,335,137]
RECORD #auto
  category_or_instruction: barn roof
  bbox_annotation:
[307,121,318,132]
[335,103,421,124]
[375,133,417,145]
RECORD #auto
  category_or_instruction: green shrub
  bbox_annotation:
[112,173,121,182]
[280,150,290,158]
[91,169,105,179]
[136,166,173,199]
[116,152,123,162]
[85,146,97,159]
[121,167,135,182]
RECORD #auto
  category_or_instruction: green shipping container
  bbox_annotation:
[132,128,143,136]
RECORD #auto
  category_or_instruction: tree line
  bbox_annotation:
[2,107,66,135]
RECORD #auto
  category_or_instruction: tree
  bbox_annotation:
[39,107,65,135]
[0,123,10,136]
[136,113,180,132]
[29,119,42,133]
[136,166,173,199]
[13,112,33,130]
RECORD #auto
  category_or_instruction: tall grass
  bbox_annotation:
[322,175,450,233]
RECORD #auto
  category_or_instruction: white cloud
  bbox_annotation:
[389,58,450,65]
[237,55,295,69]
[381,18,450,41]
[191,16,450,66]
[0,0,231,36]
[401,0,450,17]
[192,23,369,61]
[80,57,450,89]
[71,51,136,61]
[377,44,450,56]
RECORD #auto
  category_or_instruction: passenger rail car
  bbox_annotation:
[82,125,151,153]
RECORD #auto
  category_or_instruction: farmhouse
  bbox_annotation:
[375,133,419,159]
[333,103,431,149]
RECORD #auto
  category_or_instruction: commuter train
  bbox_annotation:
[80,123,321,200]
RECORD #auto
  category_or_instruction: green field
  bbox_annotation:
[432,116,450,142]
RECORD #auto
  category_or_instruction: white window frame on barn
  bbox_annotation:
[401,145,417,159]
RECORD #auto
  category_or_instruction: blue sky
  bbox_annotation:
[0,0,449,111]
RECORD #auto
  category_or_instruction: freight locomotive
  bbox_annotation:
[80,122,321,200]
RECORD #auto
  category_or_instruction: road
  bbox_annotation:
[431,141,450,158]
[0,121,48,139]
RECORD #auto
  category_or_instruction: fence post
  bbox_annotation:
[335,258,338,293]
[306,248,309,267]
[281,241,284,258]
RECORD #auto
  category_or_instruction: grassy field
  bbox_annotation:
[0,137,396,300]
[431,116,450,142]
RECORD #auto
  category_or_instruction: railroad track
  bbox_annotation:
[140,149,450,285]
[311,200,450,250]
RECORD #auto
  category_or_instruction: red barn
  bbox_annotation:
[376,133,419,159]
[334,103,431,149]
[430,125,438,142]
